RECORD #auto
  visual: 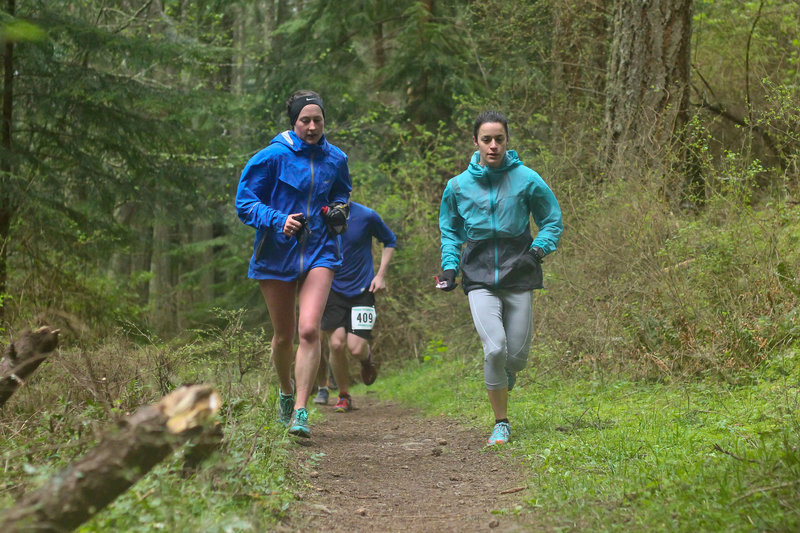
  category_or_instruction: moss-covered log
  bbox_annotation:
[0,384,220,533]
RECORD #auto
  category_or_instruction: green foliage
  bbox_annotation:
[0,323,294,531]
[421,338,448,364]
[692,0,800,185]
[178,308,269,383]
[265,0,488,128]
[0,17,46,43]
[372,351,800,531]
[2,0,248,332]
[541,171,800,375]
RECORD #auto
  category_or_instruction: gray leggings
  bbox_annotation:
[467,288,533,390]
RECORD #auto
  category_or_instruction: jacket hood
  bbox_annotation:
[270,129,329,154]
[467,149,522,179]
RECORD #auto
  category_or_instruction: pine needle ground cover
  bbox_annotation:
[373,347,800,532]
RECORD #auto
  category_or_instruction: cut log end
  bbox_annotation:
[160,384,221,434]
[0,383,221,533]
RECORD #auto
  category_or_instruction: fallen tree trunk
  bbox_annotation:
[0,326,60,408]
[0,384,220,533]
[181,421,224,478]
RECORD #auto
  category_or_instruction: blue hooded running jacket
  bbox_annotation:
[236,130,352,281]
[439,150,562,293]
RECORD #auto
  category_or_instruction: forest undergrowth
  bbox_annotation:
[1,307,798,531]
[375,345,800,531]
[3,1,800,530]
[3,143,800,529]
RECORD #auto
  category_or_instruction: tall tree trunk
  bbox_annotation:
[269,0,290,61]
[373,0,386,71]
[406,0,434,125]
[148,215,175,335]
[604,0,693,181]
[193,221,215,302]
[549,0,611,154]
[1,0,16,326]
[176,221,214,331]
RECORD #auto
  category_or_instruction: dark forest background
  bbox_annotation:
[2,0,799,375]
[2,2,800,530]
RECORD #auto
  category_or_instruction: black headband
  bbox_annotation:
[289,95,325,126]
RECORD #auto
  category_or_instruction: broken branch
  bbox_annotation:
[0,384,220,533]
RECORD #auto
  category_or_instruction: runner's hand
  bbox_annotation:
[322,202,349,235]
[369,274,386,293]
[283,213,305,237]
[435,270,457,291]
[528,246,545,263]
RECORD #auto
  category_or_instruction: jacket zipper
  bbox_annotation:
[255,234,266,259]
[489,177,499,286]
[300,153,316,273]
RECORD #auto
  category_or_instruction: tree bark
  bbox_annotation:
[0,326,60,408]
[1,0,17,326]
[373,0,386,71]
[550,0,611,144]
[0,384,220,533]
[148,215,175,334]
[406,0,434,125]
[604,0,693,177]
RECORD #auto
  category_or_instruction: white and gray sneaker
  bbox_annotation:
[313,387,329,405]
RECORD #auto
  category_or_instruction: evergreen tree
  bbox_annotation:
[1,0,245,332]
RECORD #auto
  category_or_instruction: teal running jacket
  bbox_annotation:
[439,150,562,292]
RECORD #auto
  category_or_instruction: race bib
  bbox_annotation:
[351,306,376,330]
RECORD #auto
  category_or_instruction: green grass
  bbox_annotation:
[370,346,800,531]
[76,389,295,532]
[0,357,299,532]
[3,333,798,531]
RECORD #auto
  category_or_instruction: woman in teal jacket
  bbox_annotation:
[437,110,562,446]
[236,89,351,438]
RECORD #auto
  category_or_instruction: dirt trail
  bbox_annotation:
[279,392,540,532]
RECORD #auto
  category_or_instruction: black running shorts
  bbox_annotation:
[320,290,376,340]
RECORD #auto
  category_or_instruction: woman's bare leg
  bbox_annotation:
[328,327,350,395]
[294,267,334,410]
[259,279,297,396]
[487,388,508,420]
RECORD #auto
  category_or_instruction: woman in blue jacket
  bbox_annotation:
[236,90,351,438]
[437,110,563,446]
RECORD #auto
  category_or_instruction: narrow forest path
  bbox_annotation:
[278,392,542,532]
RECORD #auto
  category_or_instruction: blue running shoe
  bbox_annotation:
[506,369,516,392]
[278,392,294,427]
[289,407,310,438]
[487,421,511,446]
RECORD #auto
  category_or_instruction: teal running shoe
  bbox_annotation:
[289,407,310,438]
[278,392,294,427]
[487,421,511,446]
[506,369,516,392]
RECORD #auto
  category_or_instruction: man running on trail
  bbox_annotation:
[313,201,396,411]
